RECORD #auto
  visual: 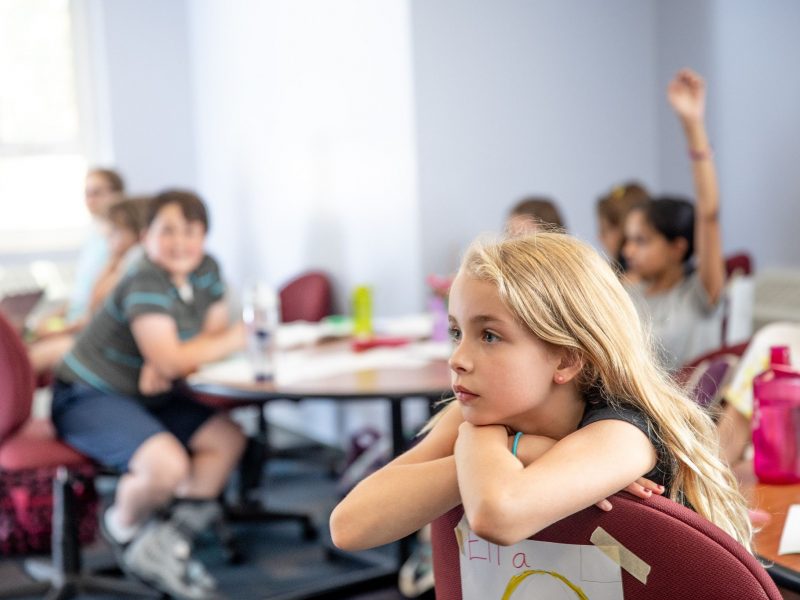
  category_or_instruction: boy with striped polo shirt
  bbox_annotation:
[52,190,246,600]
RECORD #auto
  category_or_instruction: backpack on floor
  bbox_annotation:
[0,464,98,556]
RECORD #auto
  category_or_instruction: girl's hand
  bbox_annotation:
[138,362,172,396]
[595,477,664,512]
[455,421,508,453]
[667,68,706,123]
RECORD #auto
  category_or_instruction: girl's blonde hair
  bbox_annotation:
[458,232,751,549]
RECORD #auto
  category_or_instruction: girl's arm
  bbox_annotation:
[454,419,657,546]
[668,69,725,305]
[330,402,463,551]
[131,312,245,380]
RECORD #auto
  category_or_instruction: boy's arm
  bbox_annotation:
[201,299,232,335]
[131,313,245,380]
[454,419,657,546]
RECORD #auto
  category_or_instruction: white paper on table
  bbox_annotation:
[274,344,434,385]
[778,504,800,555]
[455,516,623,600]
[190,341,449,387]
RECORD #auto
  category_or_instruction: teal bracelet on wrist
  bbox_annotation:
[511,431,523,457]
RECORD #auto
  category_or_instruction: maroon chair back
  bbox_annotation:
[0,311,35,442]
[726,253,754,278]
[432,494,780,600]
[675,341,750,390]
[279,271,333,323]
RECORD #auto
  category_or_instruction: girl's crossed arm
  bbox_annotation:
[330,403,658,551]
[455,419,657,546]
[330,402,463,551]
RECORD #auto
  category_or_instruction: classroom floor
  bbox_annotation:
[0,432,418,600]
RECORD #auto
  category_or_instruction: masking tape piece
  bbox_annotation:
[590,526,651,585]
[454,519,466,556]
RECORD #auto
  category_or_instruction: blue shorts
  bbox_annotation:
[51,378,216,472]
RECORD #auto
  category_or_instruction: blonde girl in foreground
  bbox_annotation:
[330,232,751,552]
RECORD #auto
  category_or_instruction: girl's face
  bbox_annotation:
[84,173,118,217]
[622,210,684,279]
[143,203,205,280]
[598,216,622,260]
[447,274,562,431]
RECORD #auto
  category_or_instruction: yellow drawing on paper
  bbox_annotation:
[501,569,589,600]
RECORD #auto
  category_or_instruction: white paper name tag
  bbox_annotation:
[779,504,800,555]
[455,516,624,600]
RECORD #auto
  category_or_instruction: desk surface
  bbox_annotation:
[736,462,800,586]
[189,341,453,401]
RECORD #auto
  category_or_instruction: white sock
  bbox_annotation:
[104,506,140,544]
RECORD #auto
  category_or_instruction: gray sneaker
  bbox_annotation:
[168,499,224,540]
[122,520,219,600]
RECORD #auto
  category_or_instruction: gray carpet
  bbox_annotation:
[0,447,413,600]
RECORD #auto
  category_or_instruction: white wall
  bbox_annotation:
[90,0,800,297]
[188,0,423,316]
[709,0,800,268]
[656,0,800,268]
[98,0,197,194]
[410,0,661,276]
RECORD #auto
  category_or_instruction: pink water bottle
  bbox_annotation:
[752,346,800,484]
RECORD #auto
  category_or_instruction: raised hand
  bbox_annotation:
[667,68,706,123]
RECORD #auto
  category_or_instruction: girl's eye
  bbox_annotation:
[448,327,461,342]
[482,330,500,343]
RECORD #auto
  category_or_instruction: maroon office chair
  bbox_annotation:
[725,252,754,279]
[676,341,750,410]
[0,311,153,599]
[431,494,780,600]
[279,271,333,323]
[721,252,754,346]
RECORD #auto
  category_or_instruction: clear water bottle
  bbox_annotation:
[242,283,281,382]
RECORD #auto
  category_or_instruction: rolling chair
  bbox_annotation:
[278,270,333,323]
[431,494,781,599]
[0,311,154,599]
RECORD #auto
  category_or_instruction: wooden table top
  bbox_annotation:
[190,340,453,401]
[736,461,800,572]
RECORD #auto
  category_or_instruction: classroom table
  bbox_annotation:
[736,461,800,591]
[188,340,452,600]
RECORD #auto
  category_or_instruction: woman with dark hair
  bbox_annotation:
[622,69,725,371]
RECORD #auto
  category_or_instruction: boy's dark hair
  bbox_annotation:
[638,196,695,263]
[88,168,125,192]
[509,196,565,229]
[108,196,150,235]
[147,190,209,232]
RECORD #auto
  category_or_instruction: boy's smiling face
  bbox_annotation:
[143,202,206,282]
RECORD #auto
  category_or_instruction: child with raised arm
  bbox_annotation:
[623,68,725,370]
[51,190,246,600]
[330,232,751,557]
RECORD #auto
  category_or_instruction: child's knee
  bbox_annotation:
[223,416,248,459]
[139,446,192,492]
[208,414,248,459]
